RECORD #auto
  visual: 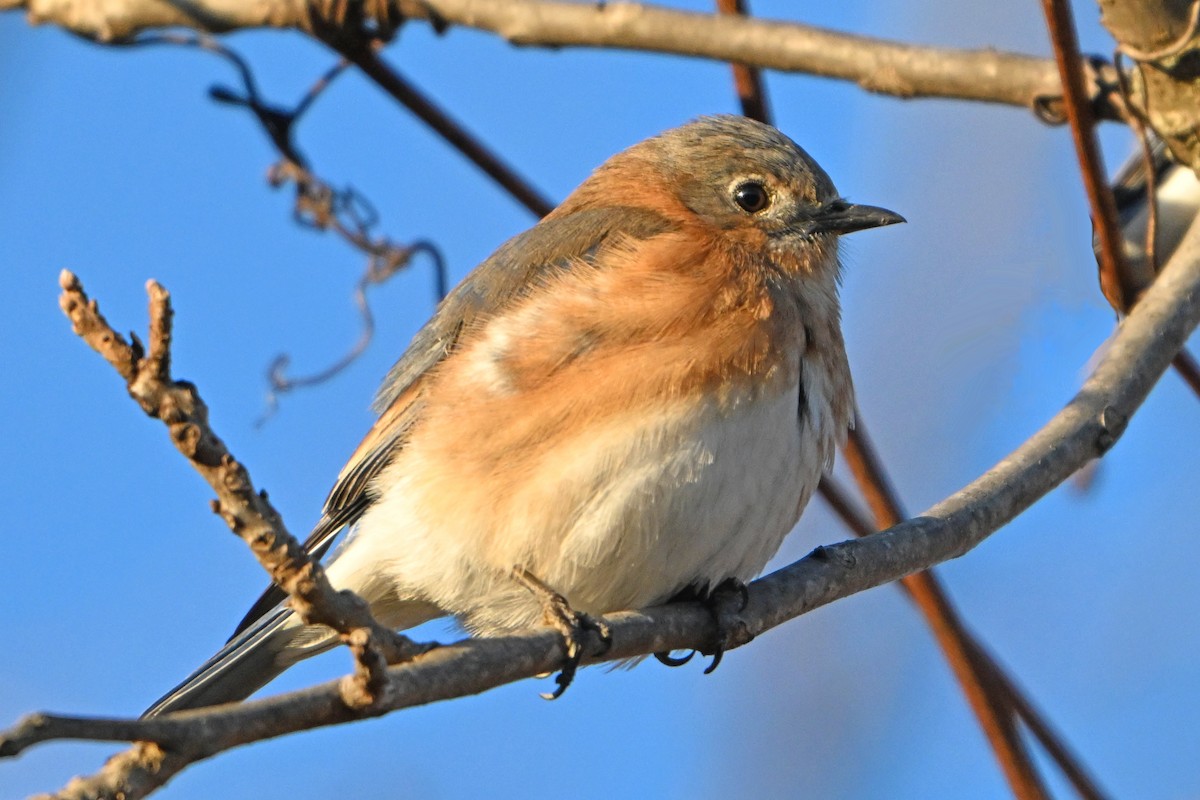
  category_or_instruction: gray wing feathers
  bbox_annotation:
[373,206,676,410]
[143,607,336,717]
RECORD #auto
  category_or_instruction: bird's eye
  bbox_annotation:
[733,181,771,214]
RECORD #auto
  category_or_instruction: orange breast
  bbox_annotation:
[396,224,809,565]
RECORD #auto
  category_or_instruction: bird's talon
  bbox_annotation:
[541,660,578,700]
[513,566,610,698]
[654,650,696,667]
[699,578,750,675]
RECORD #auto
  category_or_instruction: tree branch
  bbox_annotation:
[319,37,555,218]
[1099,0,1200,170]
[0,0,1123,120]
[14,215,1200,798]
[1044,0,1134,312]
[55,272,431,712]
[714,0,771,122]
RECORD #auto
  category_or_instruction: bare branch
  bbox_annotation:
[714,0,770,122]
[399,0,1116,119]
[1044,0,1134,312]
[319,38,556,218]
[1,0,1122,120]
[56,272,431,710]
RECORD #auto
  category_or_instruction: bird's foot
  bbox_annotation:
[511,567,612,699]
[652,578,752,673]
[702,578,751,674]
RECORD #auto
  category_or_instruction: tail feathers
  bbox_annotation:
[142,607,336,717]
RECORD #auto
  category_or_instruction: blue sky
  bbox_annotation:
[3,2,1199,798]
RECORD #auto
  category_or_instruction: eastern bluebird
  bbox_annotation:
[145,114,903,716]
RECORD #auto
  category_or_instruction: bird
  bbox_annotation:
[1102,133,1200,297]
[144,114,904,716]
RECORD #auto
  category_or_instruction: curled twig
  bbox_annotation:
[257,237,446,426]
[125,33,452,417]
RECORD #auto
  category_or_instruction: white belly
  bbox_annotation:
[326,377,826,635]
[541,383,812,613]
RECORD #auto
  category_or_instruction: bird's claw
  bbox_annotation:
[703,578,751,674]
[650,578,752,674]
[653,650,696,667]
[540,609,611,700]
[512,567,611,699]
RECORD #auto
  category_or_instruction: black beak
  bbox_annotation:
[796,201,905,237]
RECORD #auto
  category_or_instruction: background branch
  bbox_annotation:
[2,0,1123,120]
[1044,0,1200,406]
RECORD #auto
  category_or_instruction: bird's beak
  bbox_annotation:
[796,202,906,237]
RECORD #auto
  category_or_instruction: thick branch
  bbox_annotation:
[16,218,1200,799]
[1,0,1121,120]
[401,0,1110,118]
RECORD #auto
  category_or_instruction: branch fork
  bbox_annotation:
[57,270,427,715]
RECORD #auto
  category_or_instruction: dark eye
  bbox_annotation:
[733,181,771,214]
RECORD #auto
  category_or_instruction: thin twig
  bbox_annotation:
[840,419,907,528]
[130,33,450,415]
[56,272,431,712]
[1111,51,1200,403]
[1115,52,1162,278]
[987,662,1112,800]
[826,445,1054,800]
[318,34,555,217]
[839,386,1108,800]
[130,33,315,167]
[1043,0,1133,311]
[714,0,770,121]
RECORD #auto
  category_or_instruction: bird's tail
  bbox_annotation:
[142,607,336,718]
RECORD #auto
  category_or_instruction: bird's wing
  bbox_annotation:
[1111,134,1172,225]
[229,206,675,638]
